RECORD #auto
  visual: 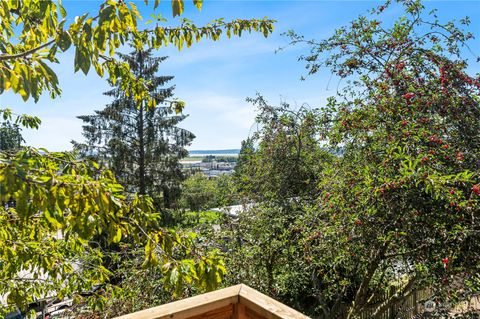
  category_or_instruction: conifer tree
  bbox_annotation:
[0,122,24,151]
[74,48,194,208]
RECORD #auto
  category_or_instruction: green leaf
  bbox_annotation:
[193,0,202,10]
[112,227,122,243]
[59,4,67,18]
[44,210,62,229]
[171,0,184,17]
[58,31,72,52]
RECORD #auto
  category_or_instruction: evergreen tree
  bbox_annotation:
[0,122,24,151]
[73,49,194,208]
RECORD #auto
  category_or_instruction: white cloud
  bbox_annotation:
[161,35,280,68]
[21,117,84,151]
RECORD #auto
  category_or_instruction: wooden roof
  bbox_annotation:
[114,284,310,319]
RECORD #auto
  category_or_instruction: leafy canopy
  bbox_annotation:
[224,1,480,318]
[0,0,273,314]
[284,0,480,317]
[0,0,275,108]
[0,116,226,316]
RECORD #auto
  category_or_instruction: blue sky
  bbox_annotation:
[2,1,480,151]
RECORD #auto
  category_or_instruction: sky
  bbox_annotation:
[2,1,480,151]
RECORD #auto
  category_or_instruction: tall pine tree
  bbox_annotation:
[73,49,194,208]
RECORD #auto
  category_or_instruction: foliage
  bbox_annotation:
[179,173,237,212]
[73,48,193,209]
[213,173,238,208]
[0,0,274,314]
[219,1,480,318]
[281,0,480,317]
[180,173,216,212]
[0,0,274,107]
[0,144,227,316]
[233,137,254,191]
[234,94,332,202]
[0,108,41,151]
[222,96,332,314]
[70,208,224,318]
[0,123,23,151]
[0,0,273,312]
[174,210,224,228]
[221,201,314,309]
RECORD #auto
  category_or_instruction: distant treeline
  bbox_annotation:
[201,155,237,163]
[189,149,240,155]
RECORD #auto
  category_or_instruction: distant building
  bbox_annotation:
[180,158,237,177]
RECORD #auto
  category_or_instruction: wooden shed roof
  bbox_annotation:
[114,284,310,319]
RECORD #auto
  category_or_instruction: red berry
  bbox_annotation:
[473,184,480,196]
[354,219,362,225]
[402,92,415,100]
[442,257,449,270]
[456,152,464,161]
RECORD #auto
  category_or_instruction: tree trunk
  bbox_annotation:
[138,100,146,195]
[137,52,146,195]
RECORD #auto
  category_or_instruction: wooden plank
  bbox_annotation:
[188,304,233,319]
[234,302,247,319]
[238,285,311,319]
[245,307,266,319]
[114,285,241,319]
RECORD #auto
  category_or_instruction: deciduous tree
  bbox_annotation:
[0,0,273,315]
[286,0,480,317]
[0,0,274,108]
[222,96,332,313]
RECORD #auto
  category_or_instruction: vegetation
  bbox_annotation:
[0,109,40,151]
[201,155,237,163]
[223,1,480,318]
[0,0,274,107]
[179,173,237,213]
[287,1,480,316]
[74,48,194,209]
[223,97,333,313]
[0,0,274,316]
[2,0,480,318]
[233,94,332,202]
[0,122,23,151]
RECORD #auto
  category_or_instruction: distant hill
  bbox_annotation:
[188,149,240,156]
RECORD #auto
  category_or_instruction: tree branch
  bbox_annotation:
[0,39,56,61]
